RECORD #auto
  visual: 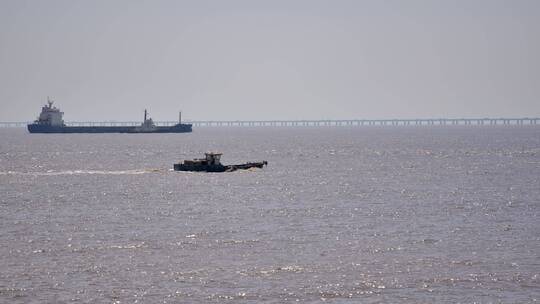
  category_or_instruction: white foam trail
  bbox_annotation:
[0,169,161,176]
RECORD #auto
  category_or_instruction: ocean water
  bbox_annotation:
[0,126,538,303]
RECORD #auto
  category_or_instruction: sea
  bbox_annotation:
[0,126,538,303]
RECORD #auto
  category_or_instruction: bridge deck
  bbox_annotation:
[1,118,538,128]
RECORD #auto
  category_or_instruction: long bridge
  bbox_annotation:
[0,118,538,128]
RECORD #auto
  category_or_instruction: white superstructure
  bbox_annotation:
[134,109,157,132]
[35,98,64,126]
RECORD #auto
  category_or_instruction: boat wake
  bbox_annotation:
[0,169,162,176]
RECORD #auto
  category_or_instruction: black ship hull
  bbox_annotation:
[174,161,268,172]
[27,123,192,133]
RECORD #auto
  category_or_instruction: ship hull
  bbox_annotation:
[27,124,192,133]
[174,161,268,172]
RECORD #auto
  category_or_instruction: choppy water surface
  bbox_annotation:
[0,127,539,303]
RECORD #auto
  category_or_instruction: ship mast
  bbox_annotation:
[144,109,147,122]
[179,111,182,124]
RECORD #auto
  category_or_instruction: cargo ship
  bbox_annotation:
[27,98,192,133]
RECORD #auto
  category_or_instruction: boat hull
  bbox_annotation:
[173,161,268,172]
[27,124,192,133]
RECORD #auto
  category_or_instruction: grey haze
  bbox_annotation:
[0,0,539,121]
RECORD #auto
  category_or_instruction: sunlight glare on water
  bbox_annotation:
[0,127,539,303]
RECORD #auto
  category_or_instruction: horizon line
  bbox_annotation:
[1,117,539,128]
[1,116,540,123]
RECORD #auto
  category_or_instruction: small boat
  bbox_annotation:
[174,153,267,172]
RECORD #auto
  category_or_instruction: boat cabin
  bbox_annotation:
[205,153,222,166]
[179,152,222,167]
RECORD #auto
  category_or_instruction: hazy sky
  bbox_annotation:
[1,0,539,121]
